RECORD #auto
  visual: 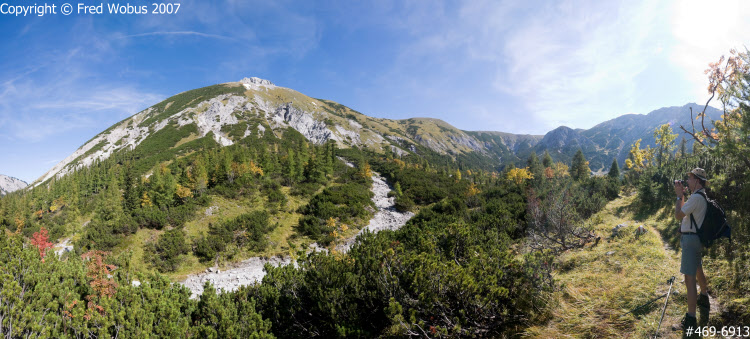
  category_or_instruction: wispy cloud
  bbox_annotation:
[0,79,162,142]
[117,31,236,41]
[0,37,162,143]
[369,0,743,134]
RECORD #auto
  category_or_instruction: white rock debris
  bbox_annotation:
[181,257,292,299]
[336,171,415,252]
[348,119,362,129]
[390,145,408,157]
[54,238,74,257]
[335,125,361,145]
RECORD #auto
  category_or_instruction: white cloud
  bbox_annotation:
[490,0,669,130]
[366,0,680,133]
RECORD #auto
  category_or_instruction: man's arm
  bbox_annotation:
[674,182,686,220]
[675,196,685,219]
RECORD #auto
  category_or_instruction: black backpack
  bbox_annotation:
[689,191,731,248]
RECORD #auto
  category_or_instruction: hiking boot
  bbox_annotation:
[698,294,710,325]
[672,313,698,338]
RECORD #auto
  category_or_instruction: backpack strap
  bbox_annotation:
[689,213,698,231]
[688,190,708,232]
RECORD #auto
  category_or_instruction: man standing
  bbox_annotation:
[673,168,711,334]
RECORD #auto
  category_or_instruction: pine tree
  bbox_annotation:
[542,150,553,168]
[570,149,590,181]
[192,156,209,195]
[527,152,543,185]
[283,148,297,186]
[608,158,620,179]
[150,164,177,208]
[123,162,140,212]
[304,149,325,183]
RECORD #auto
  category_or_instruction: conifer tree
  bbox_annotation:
[527,152,541,173]
[608,158,620,179]
[150,164,177,208]
[542,150,553,168]
[221,149,235,184]
[527,152,544,185]
[570,149,590,181]
[123,162,140,212]
[304,149,325,183]
[283,148,297,185]
[81,176,129,250]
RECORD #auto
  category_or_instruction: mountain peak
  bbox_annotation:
[239,77,275,88]
[0,174,27,196]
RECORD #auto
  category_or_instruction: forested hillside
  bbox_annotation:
[1,50,749,337]
[0,117,621,337]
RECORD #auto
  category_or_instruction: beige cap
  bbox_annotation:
[687,168,707,181]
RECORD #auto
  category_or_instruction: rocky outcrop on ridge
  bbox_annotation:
[267,102,335,145]
[0,175,27,196]
[175,94,251,146]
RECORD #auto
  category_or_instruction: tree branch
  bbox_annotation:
[700,91,718,142]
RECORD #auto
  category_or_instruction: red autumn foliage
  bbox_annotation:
[80,250,118,319]
[31,227,54,262]
[81,250,118,298]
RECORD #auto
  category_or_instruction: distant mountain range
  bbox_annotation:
[0,175,27,196]
[32,77,723,185]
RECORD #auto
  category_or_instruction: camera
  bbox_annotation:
[674,179,687,186]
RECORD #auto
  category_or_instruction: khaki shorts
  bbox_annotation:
[680,234,703,276]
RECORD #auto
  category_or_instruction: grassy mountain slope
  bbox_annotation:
[33,79,506,186]
[526,193,738,338]
[31,78,726,189]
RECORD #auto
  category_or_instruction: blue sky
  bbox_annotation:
[1,0,749,183]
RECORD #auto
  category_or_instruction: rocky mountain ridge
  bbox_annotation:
[0,175,27,196]
[31,78,725,185]
[32,77,504,186]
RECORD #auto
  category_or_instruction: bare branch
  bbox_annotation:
[679,125,707,148]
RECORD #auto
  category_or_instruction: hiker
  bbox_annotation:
[673,168,711,333]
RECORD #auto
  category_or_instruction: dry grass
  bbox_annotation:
[524,194,691,338]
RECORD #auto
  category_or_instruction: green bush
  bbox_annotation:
[193,223,231,262]
[147,228,190,272]
[132,207,168,229]
[194,211,275,261]
[394,195,414,212]
[296,182,374,242]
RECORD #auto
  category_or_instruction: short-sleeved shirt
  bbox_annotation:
[680,188,707,233]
